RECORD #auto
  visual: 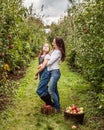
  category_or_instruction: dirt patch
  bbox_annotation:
[8,68,26,81]
[0,95,11,111]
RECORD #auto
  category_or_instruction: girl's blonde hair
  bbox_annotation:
[38,43,50,59]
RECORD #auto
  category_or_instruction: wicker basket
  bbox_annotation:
[41,104,54,115]
[64,111,84,124]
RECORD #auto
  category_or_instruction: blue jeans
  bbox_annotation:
[36,67,50,97]
[48,69,61,109]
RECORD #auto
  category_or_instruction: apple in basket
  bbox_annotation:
[65,104,84,114]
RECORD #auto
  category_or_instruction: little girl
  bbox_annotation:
[35,43,50,80]
[35,43,54,106]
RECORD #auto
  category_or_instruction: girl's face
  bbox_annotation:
[42,44,50,53]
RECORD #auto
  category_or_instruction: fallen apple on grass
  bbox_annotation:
[72,125,77,129]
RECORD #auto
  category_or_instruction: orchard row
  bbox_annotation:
[47,0,104,110]
[0,0,46,80]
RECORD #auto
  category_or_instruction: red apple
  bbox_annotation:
[72,104,77,110]
[1,52,5,58]
[83,28,89,33]
[72,110,77,114]
[8,35,12,40]
[9,44,14,49]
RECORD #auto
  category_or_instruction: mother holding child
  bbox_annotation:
[35,36,66,113]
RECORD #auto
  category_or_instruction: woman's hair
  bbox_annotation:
[55,36,66,62]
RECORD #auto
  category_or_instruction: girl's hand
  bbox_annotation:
[34,73,38,80]
[35,75,38,80]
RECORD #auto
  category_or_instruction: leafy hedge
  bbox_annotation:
[0,0,46,105]
[47,0,104,110]
[0,0,45,76]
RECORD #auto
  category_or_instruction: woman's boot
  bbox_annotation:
[40,94,54,107]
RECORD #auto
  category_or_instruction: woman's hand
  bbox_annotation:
[38,64,42,69]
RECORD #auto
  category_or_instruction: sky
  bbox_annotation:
[23,0,70,25]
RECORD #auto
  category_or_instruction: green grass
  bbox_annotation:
[0,59,103,130]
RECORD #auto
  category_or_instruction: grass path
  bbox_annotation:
[0,59,90,130]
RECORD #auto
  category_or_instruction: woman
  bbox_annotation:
[47,36,66,112]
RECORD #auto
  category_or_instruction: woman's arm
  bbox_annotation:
[47,51,61,66]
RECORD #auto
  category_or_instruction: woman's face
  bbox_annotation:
[52,39,58,49]
[42,44,50,52]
